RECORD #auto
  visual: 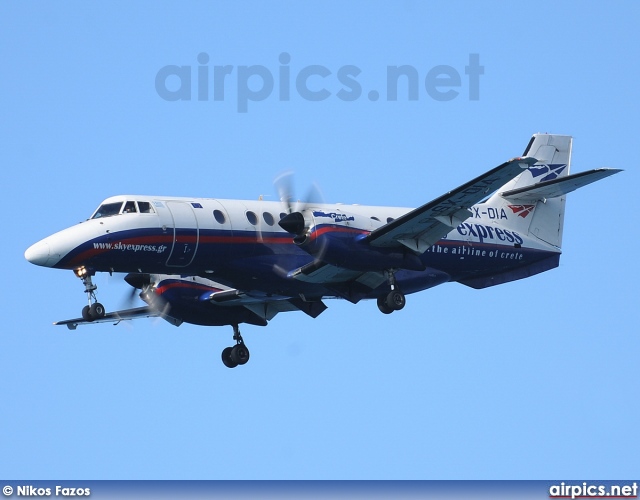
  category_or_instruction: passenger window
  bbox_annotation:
[137,201,155,214]
[123,201,137,214]
[213,210,226,224]
[387,217,395,223]
[246,211,258,225]
[263,212,275,226]
[371,216,380,222]
[279,212,287,220]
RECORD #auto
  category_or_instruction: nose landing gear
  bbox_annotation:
[75,268,106,322]
[221,324,250,368]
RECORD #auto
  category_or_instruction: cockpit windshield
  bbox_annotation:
[91,200,156,219]
[123,201,137,213]
[138,201,155,213]
[91,202,123,219]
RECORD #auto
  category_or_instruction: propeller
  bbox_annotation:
[274,171,323,241]
[123,272,151,307]
[122,272,171,321]
[272,171,333,265]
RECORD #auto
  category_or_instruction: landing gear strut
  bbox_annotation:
[75,268,106,322]
[377,270,406,314]
[221,324,250,368]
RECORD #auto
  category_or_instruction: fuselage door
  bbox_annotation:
[165,201,199,267]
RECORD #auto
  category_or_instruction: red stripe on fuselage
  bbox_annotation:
[308,225,370,241]
[155,281,223,295]
[62,227,367,268]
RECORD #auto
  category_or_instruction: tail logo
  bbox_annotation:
[508,204,535,218]
[528,163,567,182]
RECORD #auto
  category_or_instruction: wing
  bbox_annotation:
[284,157,537,302]
[53,306,177,330]
[361,156,538,253]
[55,294,326,330]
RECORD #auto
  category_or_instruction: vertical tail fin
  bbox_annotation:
[483,134,573,249]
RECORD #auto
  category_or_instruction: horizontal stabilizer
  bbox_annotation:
[501,168,622,202]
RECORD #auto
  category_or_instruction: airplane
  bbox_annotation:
[24,134,620,367]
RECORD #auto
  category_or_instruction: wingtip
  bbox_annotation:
[594,167,623,175]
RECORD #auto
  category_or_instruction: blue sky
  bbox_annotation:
[1,1,638,480]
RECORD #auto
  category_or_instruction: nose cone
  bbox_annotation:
[25,240,52,267]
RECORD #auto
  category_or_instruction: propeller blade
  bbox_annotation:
[124,286,139,308]
[123,272,153,309]
[274,170,295,214]
[303,181,324,207]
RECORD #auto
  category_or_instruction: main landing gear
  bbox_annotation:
[74,268,106,322]
[221,324,250,368]
[377,270,406,315]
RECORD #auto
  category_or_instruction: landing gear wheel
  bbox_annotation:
[379,269,405,313]
[377,296,394,314]
[385,290,405,311]
[221,324,251,368]
[82,305,92,321]
[90,302,106,319]
[230,344,250,365]
[221,347,238,368]
[76,271,105,322]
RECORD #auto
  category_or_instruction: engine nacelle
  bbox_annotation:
[286,208,425,272]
